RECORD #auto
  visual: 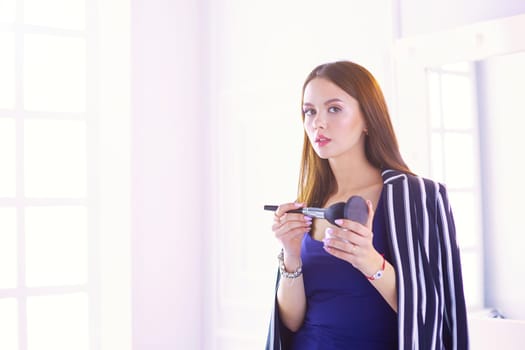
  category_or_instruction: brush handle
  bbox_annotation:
[263,205,325,219]
[263,205,302,213]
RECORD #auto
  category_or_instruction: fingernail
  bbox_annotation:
[294,202,303,207]
[325,227,333,237]
[304,215,312,221]
[335,219,343,225]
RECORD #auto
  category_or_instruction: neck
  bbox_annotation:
[328,150,382,195]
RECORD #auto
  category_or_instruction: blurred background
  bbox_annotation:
[1,0,525,349]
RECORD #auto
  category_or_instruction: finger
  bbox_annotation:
[273,211,311,240]
[275,202,304,217]
[325,226,355,245]
[330,231,369,251]
[333,219,369,238]
[366,199,374,229]
[323,241,353,261]
[277,212,312,227]
[323,236,355,253]
[274,220,311,238]
[278,218,312,233]
[276,227,309,243]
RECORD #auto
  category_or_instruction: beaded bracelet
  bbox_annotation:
[277,250,303,279]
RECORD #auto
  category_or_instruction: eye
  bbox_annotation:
[328,106,342,113]
[303,108,316,117]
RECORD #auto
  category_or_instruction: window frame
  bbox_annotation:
[0,1,115,349]
[425,63,484,309]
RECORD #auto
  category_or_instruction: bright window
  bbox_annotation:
[23,34,86,113]
[24,119,87,197]
[0,208,17,289]
[0,119,16,196]
[0,2,96,349]
[27,293,89,350]
[0,32,15,109]
[426,62,483,309]
[0,298,18,349]
[23,0,86,30]
[25,206,88,287]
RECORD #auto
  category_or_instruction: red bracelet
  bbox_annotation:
[367,254,385,281]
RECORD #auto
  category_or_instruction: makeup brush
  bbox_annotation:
[264,195,368,226]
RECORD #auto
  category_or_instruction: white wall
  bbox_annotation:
[130,0,209,349]
[477,52,525,319]
[398,0,525,37]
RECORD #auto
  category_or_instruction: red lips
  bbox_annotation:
[315,134,331,147]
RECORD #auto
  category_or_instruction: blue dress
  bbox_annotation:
[292,193,398,349]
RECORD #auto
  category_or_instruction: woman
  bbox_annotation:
[266,61,468,349]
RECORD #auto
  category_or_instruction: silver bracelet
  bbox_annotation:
[278,250,303,279]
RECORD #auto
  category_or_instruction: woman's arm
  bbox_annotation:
[272,202,312,332]
[276,253,307,331]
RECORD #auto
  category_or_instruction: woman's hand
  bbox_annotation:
[273,202,310,331]
[322,200,383,277]
[272,202,312,260]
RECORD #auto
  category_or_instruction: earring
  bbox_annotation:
[364,129,369,136]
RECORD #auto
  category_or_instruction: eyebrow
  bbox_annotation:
[303,98,344,107]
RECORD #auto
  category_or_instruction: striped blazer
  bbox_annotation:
[266,169,469,350]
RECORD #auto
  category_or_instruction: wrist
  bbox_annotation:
[278,250,303,278]
[283,252,302,271]
[363,253,385,281]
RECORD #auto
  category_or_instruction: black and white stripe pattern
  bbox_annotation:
[382,169,468,350]
[266,170,469,350]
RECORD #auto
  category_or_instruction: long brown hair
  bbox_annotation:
[297,61,412,207]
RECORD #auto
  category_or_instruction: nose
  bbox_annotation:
[312,111,326,129]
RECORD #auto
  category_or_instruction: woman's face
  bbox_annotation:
[303,77,367,160]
